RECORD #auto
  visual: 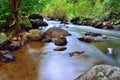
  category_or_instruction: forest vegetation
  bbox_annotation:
[0,0,120,36]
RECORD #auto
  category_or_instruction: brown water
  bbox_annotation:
[0,20,120,80]
[0,41,45,80]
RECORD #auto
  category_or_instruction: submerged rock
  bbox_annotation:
[75,65,120,80]
[53,36,67,46]
[78,36,101,43]
[69,51,85,57]
[45,27,71,38]
[0,50,15,63]
[85,32,102,37]
[53,46,67,51]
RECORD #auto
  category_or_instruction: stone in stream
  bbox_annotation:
[28,14,43,20]
[78,36,101,43]
[27,29,43,40]
[30,20,48,29]
[0,50,15,63]
[69,51,85,57]
[53,36,67,46]
[45,27,71,38]
[53,46,67,51]
[75,65,120,80]
[84,32,102,37]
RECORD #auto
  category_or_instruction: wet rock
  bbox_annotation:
[54,36,67,46]
[8,41,21,51]
[30,20,48,29]
[0,50,15,63]
[53,46,67,51]
[70,17,81,25]
[69,51,85,57]
[0,40,21,51]
[81,18,94,26]
[42,37,52,42]
[28,14,43,20]
[85,32,102,37]
[114,25,120,31]
[75,65,120,80]
[78,36,101,43]
[102,22,114,29]
[94,21,103,29]
[27,29,43,40]
[45,27,71,38]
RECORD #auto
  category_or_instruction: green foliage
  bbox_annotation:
[0,0,11,24]
[0,0,120,24]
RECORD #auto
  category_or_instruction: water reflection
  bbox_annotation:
[39,54,98,80]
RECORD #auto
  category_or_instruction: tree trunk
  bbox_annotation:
[7,0,22,40]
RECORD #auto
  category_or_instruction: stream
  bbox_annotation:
[0,20,120,80]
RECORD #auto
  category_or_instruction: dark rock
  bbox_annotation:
[54,36,67,46]
[42,37,52,42]
[70,17,81,25]
[85,32,102,37]
[53,46,67,51]
[30,20,48,29]
[0,50,15,63]
[69,51,85,57]
[81,18,94,26]
[114,25,120,31]
[102,22,114,29]
[45,27,71,38]
[75,65,120,80]
[95,21,103,29]
[8,41,21,51]
[78,36,101,43]
[28,14,43,20]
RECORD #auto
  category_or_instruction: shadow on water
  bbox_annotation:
[0,20,120,80]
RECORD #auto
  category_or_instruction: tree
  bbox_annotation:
[7,0,22,40]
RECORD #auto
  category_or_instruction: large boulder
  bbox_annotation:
[30,20,48,29]
[27,29,43,40]
[53,36,67,46]
[28,14,43,20]
[75,65,120,80]
[45,27,71,38]
[0,50,15,63]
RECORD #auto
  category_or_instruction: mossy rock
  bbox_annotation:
[27,29,43,40]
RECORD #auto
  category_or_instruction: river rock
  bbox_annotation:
[69,51,85,57]
[53,36,67,46]
[42,37,52,42]
[75,65,120,80]
[53,46,67,51]
[27,29,43,40]
[78,36,101,43]
[0,50,15,63]
[45,27,71,38]
[85,32,102,37]
[28,14,43,20]
[30,20,48,29]
[70,17,81,25]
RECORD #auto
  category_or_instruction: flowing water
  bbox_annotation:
[0,20,120,80]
